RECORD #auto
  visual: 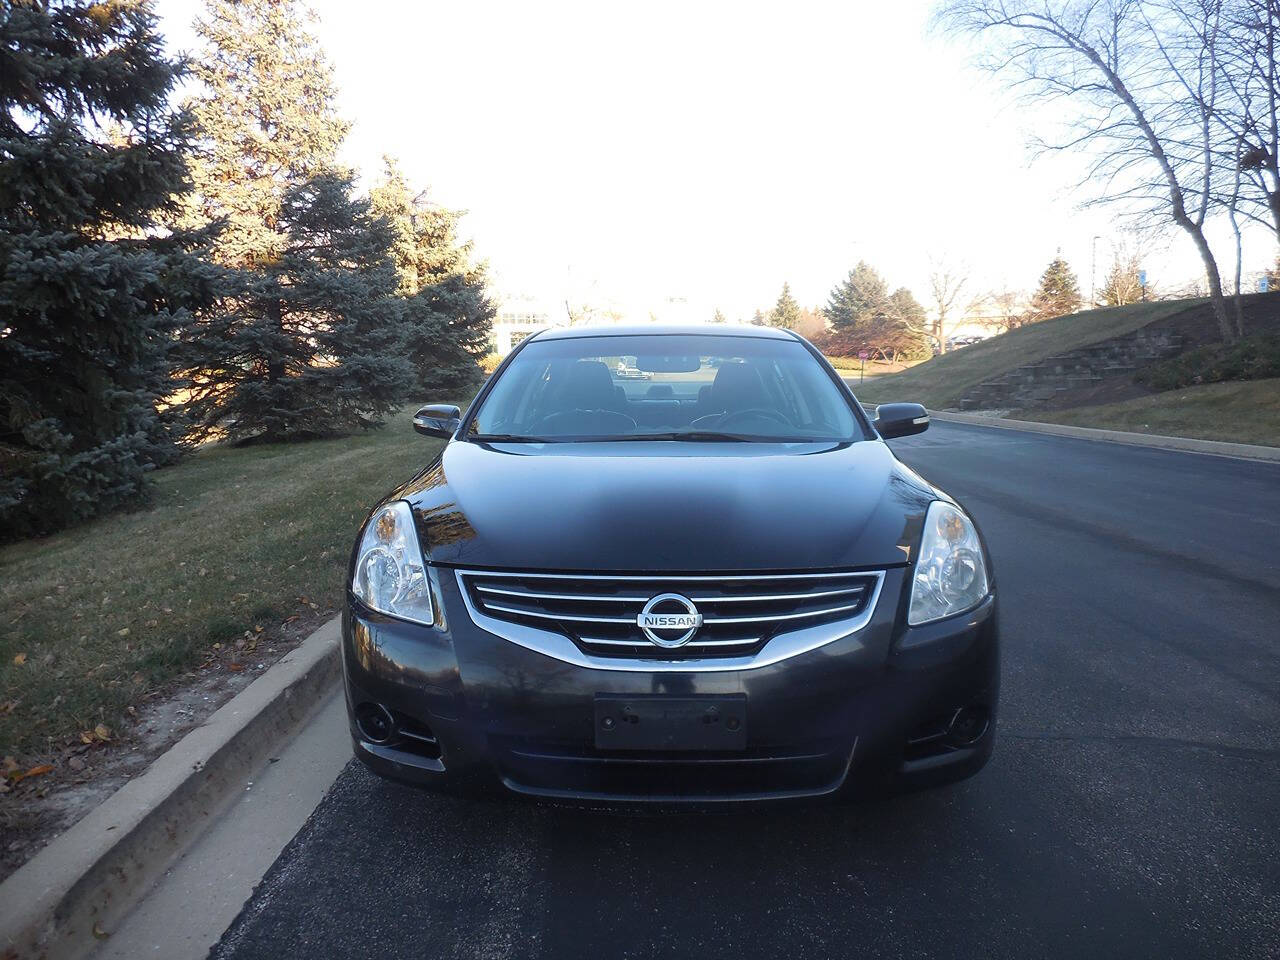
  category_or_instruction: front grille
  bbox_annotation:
[457,570,882,660]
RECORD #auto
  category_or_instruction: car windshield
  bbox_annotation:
[468,334,863,442]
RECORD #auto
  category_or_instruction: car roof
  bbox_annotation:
[530,324,799,341]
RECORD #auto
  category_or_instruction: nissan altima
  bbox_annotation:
[343,325,998,804]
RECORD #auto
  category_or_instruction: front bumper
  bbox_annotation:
[343,566,998,805]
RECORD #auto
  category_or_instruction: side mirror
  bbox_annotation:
[873,402,930,440]
[412,404,461,439]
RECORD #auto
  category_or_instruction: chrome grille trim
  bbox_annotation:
[701,602,866,625]
[481,599,870,627]
[475,584,865,604]
[452,568,887,673]
[476,586,650,603]
[481,601,636,625]
[461,569,871,581]
[578,635,761,649]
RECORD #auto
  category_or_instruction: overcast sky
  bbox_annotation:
[155,0,1272,319]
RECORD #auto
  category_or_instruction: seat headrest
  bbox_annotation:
[557,360,617,410]
[711,362,769,411]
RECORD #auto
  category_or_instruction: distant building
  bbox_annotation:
[492,295,558,354]
[491,292,704,355]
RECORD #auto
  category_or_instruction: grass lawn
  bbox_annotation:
[1017,379,1280,447]
[0,405,449,761]
[825,358,921,383]
[850,299,1201,409]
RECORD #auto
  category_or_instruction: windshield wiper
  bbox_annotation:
[606,431,766,442]
[467,433,552,443]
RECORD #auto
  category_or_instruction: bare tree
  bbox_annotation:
[1204,0,1280,335]
[1098,234,1152,304]
[924,261,971,354]
[985,288,1026,331]
[936,0,1238,341]
[1214,0,1280,242]
[565,301,623,326]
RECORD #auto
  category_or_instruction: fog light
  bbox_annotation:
[354,702,396,744]
[946,705,990,747]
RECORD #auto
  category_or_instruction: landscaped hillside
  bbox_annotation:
[851,299,1202,408]
[1020,378,1280,446]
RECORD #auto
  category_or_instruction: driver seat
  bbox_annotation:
[708,361,771,416]
[556,360,625,413]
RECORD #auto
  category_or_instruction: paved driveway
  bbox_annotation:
[211,422,1280,960]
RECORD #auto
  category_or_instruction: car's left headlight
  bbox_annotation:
[350,500,436,626]
[908,501,990,625]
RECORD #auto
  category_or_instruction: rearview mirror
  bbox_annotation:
[412,404,461,439]
[873,402,930,440]
[635,355,702,373]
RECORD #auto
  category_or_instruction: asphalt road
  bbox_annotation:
[211,423,1280,960]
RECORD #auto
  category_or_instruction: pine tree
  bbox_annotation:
[711,308,728,324]
[1027,255,1082,321]
[823,261,890,329]
[818,263,927,359]
[1266,254,1280,292]
[0,0,203,538]
[751,309,767,326]
[770,282,802,329]
[175,0,408,441]
[369,159,494,396]
[176,173,411,442]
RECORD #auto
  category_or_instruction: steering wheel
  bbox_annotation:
[715,408,793,430]
[532,409,638,434]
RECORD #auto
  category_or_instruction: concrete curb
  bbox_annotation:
[0,617,343,960]
[854,393,1279,462]
[927,410,1280,462]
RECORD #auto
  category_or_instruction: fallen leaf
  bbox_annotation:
[15,764,53,783]
[92,922,110,940]
[227,662,244,672]
[12,653,26,665]
[116,628,130,637]
[80,730,95,744]
[94,723,111,741]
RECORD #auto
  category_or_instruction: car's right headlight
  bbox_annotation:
[907,501,990,625]
[350,500,436,626]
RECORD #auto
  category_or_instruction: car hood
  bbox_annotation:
[388,439,939,573]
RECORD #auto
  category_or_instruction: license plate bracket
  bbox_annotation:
[594,695,747,751]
